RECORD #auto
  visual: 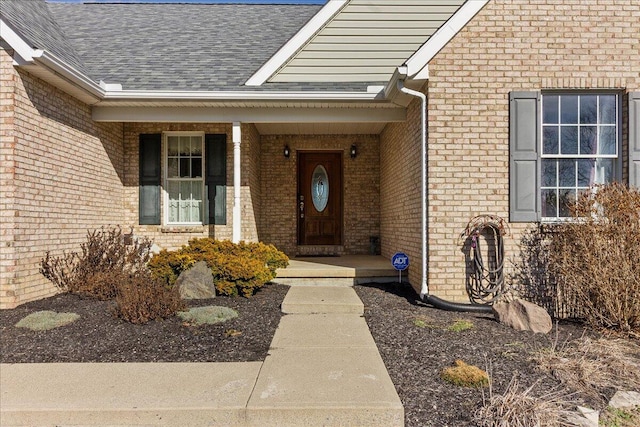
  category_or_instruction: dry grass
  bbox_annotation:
[441,360,489,388]
[534,335,640,405]
[475,374,576,427]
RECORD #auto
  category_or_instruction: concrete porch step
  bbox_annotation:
[274,255,399,287]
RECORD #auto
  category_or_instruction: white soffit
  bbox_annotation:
[263,0,466,84]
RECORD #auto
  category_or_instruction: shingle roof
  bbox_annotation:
[45,2,365,92]
[0,0,88,74]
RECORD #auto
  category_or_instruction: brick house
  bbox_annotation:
[1,0,638,309]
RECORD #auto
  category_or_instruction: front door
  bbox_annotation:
[297,152,343,246]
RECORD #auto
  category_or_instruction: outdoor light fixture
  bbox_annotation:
[350,144,357,159]
[284,145,290,158]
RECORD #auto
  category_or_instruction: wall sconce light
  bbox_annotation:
[284,145,290,158]
[350,144,357,159]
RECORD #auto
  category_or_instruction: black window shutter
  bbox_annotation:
[509,91,541,222]
[630,92,640,188]
[205,134,227,225]
[139,134,162,225]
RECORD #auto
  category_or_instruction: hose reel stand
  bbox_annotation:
[461,215,509,304]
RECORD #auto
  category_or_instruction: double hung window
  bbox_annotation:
[540,93,619,219]
[165,133,204,224]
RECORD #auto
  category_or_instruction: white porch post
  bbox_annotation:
[232,122,242,243]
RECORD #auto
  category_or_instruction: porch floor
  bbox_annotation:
[274,255,399,286]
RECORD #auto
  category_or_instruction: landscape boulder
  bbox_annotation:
[176,261,216,300]
[492,298,552,334]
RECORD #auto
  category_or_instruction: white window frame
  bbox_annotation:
[163,131,205,226]
[539,92,622,221]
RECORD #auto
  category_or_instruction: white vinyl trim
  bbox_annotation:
[101,90,380,101]
[404,0,489,79]
[0,19,36,63]
[244,0,348,86]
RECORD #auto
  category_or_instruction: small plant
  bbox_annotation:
[441,360,489,388]
[15,311,80,331]
[113,271,184,324]
[600,407,640,427]
[475,374,574,427]
[40,226,153,300]
[447,319,474,332]
[412,315,433,328]
[176,306,238,326]
[533,335,640,405]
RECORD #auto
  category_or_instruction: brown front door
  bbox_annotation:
[297,152,343,246]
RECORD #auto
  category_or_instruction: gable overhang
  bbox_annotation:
[244,0,348,87]
[403,0,490,80]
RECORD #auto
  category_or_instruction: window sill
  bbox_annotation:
[161,226,205,234]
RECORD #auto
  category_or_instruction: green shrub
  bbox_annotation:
[148,238,289,297]
[114,271,184,324]
[40,226,153,300]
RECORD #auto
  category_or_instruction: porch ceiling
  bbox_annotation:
[255,122,386,135]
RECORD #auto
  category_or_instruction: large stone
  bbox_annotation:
[492,298,552,334]
[609,390,640,410]
[176,261,216,300]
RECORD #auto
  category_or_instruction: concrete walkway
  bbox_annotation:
[1,286,403,426]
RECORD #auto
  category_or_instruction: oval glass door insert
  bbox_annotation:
[311,165,329,212]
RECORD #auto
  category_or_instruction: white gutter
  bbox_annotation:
[0,19,35,63]
[396,71,428,299]
[101,90,381,102]
[31,50,105,99]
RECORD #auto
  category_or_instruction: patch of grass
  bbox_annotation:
[177,306,238,326]
[441,360,488,388]
[447,319,474,332]
[600,407,640,427]
[475,374,574,427]
[534,336,640,405]
[413,315,434,328]
[225,329,242,337]
[15,311,80,331]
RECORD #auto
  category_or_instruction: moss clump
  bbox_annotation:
[177,306,238,326]
[441,360,489,388]
[447,319,474,332]
[15,311,80,331]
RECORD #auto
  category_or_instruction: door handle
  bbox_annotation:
[299,200,305,218]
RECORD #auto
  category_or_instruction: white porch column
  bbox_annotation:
[232,122,241,243]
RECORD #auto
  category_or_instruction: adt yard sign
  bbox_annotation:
[392,252,409,270]
[391,252,409,283]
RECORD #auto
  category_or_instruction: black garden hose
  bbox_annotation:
[422,294,493,313]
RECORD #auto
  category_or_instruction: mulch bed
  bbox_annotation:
[0,284,289,363]
[1,281,607,427]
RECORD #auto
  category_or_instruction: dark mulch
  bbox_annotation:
[354,282,599,427]
[0,284,289,363]
[1,281,604,427]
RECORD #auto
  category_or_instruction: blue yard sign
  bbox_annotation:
[391,252,409,271]
[391,252,409,283]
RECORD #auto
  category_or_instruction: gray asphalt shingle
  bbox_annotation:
[46,2,356,91]
[0,0,88,74]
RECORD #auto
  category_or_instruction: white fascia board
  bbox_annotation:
[244,0,348,87]
[92,106,406,124]
[32,50,105,98]
[102,90,381,102]
[0,19,36,63]
[404,0,489,79]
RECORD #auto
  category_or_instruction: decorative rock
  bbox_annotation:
[176,261,216,300]
[609,390,640,410]
[492,298,552,334]
[566,407,599,427]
